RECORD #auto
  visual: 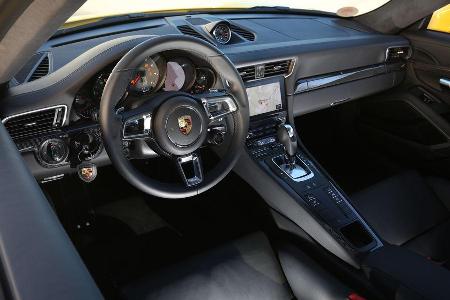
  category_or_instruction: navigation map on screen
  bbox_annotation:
[246,82,282,116]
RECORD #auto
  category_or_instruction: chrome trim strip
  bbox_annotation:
[440,78,450,89]
[294,64,386,95]
[330,97,351,106]
[41,174,65,184]
[122,113,152,140]
[2,104,68,126]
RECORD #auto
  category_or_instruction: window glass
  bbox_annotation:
[64,0,391,29]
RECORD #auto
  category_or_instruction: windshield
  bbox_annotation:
[65,0,390,28]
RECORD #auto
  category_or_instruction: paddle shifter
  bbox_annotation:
[277,124,298,169]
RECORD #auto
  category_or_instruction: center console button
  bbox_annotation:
[302,193,322,209]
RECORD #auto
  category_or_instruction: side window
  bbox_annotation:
[428,4,450,33]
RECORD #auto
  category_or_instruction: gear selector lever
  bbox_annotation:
[277,124,298,168]
[273,124,312,181]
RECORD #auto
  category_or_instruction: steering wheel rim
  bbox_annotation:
[99,35,249,199]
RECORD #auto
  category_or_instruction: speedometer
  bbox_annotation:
[129,55,166,95]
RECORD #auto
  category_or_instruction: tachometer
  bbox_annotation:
[129,55,166,95]
[164,57,196,92]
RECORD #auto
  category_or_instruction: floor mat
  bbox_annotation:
[96,197,167,235]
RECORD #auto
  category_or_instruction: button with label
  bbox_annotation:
[302,193,321,209]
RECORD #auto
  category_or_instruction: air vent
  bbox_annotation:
[237,65,256,81]
[237,59,293,82]
[386,46,411,62]
[177,25,210,43]
[230,24,255,41]
[264,60,291,77]
[3,106,66,141]
[28,55,50,82]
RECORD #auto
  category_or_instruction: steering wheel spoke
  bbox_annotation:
[201,90,238,123]
[121,112,153,140]
[176,153,203,187]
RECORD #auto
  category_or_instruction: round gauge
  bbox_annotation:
[212,23,232,44]
[192,67,216,94]
[129,55,166,95]
[92,72,110,99]
[73,94,98,120]
[164,57,196,92]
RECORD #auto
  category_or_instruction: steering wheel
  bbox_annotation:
[99,35,249,199]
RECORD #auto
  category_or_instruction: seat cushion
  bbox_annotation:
[403,219,450,262]
[122,232,292,300]
[351,170,450,262]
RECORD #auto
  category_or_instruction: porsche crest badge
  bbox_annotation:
[177,115,192,135]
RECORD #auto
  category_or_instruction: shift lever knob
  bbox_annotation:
[277,124,298,158]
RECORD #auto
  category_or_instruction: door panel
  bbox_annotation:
[404,30,450,103]
[356,28,450,177]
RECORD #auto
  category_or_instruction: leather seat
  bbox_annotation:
[122,232,352,300]
[351,170,450,263]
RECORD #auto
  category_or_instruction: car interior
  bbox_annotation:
[0,0,450,299]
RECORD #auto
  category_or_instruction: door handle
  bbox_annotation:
[440,78,450,88]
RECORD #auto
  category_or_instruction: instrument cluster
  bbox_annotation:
[71,54,217,122]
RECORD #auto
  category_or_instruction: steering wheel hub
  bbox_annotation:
[153,94,208,156]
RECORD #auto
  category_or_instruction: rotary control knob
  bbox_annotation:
[39,138,69,165]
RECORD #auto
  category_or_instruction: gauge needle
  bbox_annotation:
[131,73,141,86]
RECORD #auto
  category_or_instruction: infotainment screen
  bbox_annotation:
[246,80,283,117]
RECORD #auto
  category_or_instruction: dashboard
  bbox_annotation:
[0,13,410,181]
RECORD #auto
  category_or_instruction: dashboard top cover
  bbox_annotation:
[1,13,408,122]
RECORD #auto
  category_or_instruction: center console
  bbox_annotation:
[245,76,381,254]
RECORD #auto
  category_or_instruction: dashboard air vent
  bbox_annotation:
[237,59,293,82]
[237,65,256,82]
[386,46,411,62]
[177,25,210,43]
[3,106,66,141]
[264,60,291,77]
[28,55,50,81]
[230,24,255,41]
